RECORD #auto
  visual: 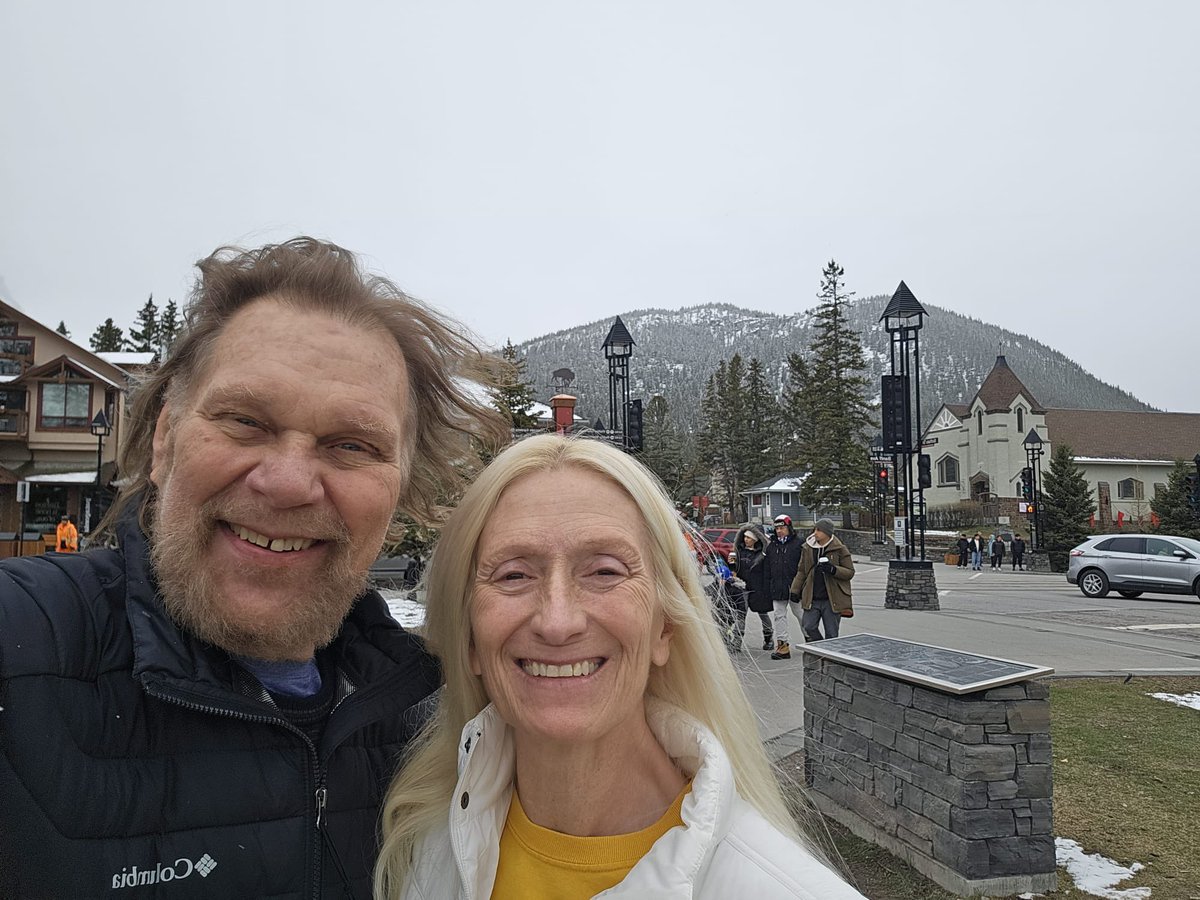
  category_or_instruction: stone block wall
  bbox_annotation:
[803,656,1056,896]
[884,561,940,610]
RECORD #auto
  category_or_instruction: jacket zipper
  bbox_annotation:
[142,683,332,900]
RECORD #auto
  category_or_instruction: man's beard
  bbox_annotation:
[150,490,368,660]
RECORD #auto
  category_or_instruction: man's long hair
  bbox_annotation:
[96,237,508,538]
[374,434,826,897]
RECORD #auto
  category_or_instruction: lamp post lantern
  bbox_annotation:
[1023,429,1045,550]
[90,409,112,486]
[601,317,635,450]
[880,281,928,561]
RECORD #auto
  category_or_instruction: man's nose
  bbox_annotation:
[243,434,326,508]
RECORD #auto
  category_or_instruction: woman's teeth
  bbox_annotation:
[521,660,600,678]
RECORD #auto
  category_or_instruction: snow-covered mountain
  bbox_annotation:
[517,296,1153,435]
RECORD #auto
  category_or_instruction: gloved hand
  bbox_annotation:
[788,592,801,604]
[817,560,836,576]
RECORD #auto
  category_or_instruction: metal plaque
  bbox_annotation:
[802,633,1053,694]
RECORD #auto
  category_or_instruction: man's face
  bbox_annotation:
[149,296,411,660]
[774,523,788,538]
[814,528,831,542]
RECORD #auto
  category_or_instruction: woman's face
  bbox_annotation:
[742,533,757,548]
[469,466,672,749]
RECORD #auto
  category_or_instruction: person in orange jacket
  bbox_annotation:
[56,515,78,552]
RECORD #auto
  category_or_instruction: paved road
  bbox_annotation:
[735,556,1200,756]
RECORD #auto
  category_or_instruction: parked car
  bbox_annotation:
[700,526,741,562]
[1066,534,1200,599]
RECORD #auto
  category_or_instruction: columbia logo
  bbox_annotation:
[111,854,218,889]
[195,854,217,877]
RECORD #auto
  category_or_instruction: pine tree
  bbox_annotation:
[490,340,538,429]
[128,295,160,353]
[743,357,786,485]
[158,299,181,358]
[1151,460,1200,540]
[1041,444,1095,550]
[89,318,127,353]
[55,321,70,339]
[640,394,685,496]
[795,260,874,525]
[780,352,812,470]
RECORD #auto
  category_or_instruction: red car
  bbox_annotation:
[700,527,740,562]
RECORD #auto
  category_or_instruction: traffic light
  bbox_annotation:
[625,398,643,452]
[918,453,932,490]
[877,465,889,494]
[1021,468,1033,499]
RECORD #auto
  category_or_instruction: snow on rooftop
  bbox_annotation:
[97,351,156,366]
[26,471,99,484]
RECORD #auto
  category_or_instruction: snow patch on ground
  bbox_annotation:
[382,591,426,629]
[1147,691,1200,711]
[1052,838,1150,899]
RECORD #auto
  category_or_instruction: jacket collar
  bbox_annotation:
[448,698,735,898]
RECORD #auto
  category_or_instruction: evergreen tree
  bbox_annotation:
[640,394,685,496]
[743,357,786,485]
[795,260,874,525]
[1041,444,1095,550]
[696,361,731,517]
[489,340,538,429]
[780,352,812,470]
[128,294,160,353]
[89,318,127,353]
[1151,460,1200,540]
[55,320,70,338]
[158,299,181,358]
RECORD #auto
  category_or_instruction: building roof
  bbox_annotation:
[972,355,1044,413]
[742,471,808,494]
[13,355,126,390]
[97,351,156,366]
[1044,409,1200,462]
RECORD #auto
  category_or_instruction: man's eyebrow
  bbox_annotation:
[199,385,400,447]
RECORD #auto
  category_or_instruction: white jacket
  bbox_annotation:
[401,699,867,900]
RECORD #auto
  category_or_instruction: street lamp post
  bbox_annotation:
[601,317,634,450]
[1023,430,1045,550]
[89,409,112,533]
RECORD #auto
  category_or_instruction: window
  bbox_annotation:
[1095,537,1144,554]
[751,493,763,506]
[1153,483,1166,498]
[1116,478,1144,500]
[781,492,792,506]
[38,382,92,429]
[0,359,20,376]
[1016,407,1024,433]
[977,411,983,435]
[937,455,959,486]
[0,414,20,433]
[1146,538,1180,557]
[0,389,25,410]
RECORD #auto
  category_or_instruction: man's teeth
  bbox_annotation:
[231,524,315,553]
[522,660,600,678]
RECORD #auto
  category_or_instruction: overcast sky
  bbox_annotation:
[2,1,1197,411]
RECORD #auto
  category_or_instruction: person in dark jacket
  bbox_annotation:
[1011,533,1027,570]
[731,524,773,650]
[956,534,970,568]
[764,514,804,659]
[0,238,508,900]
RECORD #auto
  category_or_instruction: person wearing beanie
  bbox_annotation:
[764,514,803,659]
[789,519,855,642]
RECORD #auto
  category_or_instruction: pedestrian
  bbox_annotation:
[55,513,78,552]
[956,533,970,568]
[970,532,985,570]
[731,524,772,650]
[709,555,745,653]
[1011,533,1027,570]
[789,519,855,642]
[765,514,804,659]
[0,237,509,899]
[991,534,1006,570]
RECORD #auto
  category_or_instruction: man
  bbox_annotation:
[1011,532,1027,570]
[789,518,855,642]
[956,533,970,568]
[55,513,78,552]
[764,513,803,659]
[0,238,507,899]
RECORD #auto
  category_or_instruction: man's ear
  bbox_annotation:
[149,406,173,488]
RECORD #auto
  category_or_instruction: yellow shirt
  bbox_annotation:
[490,782,690,900]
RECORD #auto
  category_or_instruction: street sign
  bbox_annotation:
[16,481,30,503]
[894,517,908,546]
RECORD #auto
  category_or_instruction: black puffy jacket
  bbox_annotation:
[764,531,804,602]
[0,511,440,900]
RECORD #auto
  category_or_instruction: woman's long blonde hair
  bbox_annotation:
[374,434,815,898]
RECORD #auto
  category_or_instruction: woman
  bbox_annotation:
[731,525,773,651]
[375,435,864,899]
[970,532,985,570]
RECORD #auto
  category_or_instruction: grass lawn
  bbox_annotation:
[778,675,1200,899]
